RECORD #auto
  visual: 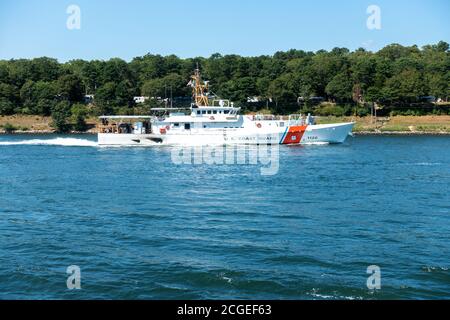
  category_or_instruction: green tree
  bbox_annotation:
[350,53,377,94]
[34,81,58,115]
[58,74,83,102]
[19,80,36,114]
[51,101,72,132]
[19,80,57,115]
[141,78,164,98]
[35,98,57,116]
[267,74,298,113]
[256,77,271,98]
[82,60,102,93]
[382,69,426,103]
[101,58,131,83]
[326,73,353,102]
[130,54,166,82]
[140,73,186,99]
[160,73,188,97]
[115,80,135,107]
[71,103,88,131]
[0,97,15,115]
[30,57,61,81]
[0,83,18,102]
[427,73,449,100]
[95,82,116,115]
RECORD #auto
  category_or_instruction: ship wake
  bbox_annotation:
[0,137,98,147]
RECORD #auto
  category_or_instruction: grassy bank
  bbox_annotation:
[316,115,450,134]
[0,115,97,133]
[1,114,449,134]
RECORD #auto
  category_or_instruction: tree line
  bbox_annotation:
[0,41,449,130]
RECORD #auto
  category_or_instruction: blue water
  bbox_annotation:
[0,134,449,299]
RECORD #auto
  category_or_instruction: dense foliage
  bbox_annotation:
[0,41,449,125]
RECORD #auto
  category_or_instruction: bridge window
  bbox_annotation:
[207,110,212,114]
[213,110,217,114]
[202,110,206,114]
[224,110,230,114]
[174,123,179,127]
[185,123,190,130]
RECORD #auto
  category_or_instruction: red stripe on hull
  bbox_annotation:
[281,125,307,144]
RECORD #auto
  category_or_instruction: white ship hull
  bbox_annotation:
[98,122,354,146]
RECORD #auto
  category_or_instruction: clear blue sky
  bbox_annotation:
[0,0,448,62]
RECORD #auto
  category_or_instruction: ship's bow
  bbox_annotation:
[302,122,355,144]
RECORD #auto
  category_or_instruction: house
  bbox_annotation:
[419,96,436,103]
[133,96,150,104]
[297,96,325,105]
[84,94,94,104]
[247,96,262,103]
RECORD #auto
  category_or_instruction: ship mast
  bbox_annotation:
[190,65,209,107]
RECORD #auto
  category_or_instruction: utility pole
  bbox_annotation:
[371,103,374,124]
[164,84,167,108]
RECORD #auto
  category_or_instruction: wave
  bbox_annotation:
[414,162,442,166]
[0,137,98,147]
[397,162,443,167]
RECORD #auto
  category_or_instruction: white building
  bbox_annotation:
[84,94,94,103]
[247,96,262,103]
[133,96,149,104]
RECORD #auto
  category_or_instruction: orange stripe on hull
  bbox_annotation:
[281,125,307,144]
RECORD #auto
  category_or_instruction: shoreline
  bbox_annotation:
[353,131,450,136]
[0,130,96,135]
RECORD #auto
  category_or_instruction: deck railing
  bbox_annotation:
[250,114,308,125]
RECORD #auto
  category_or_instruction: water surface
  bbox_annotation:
[0,134,449,299]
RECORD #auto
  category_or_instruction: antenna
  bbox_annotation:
[190,66,209,107]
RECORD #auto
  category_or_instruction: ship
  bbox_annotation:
[98,68,355,146]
